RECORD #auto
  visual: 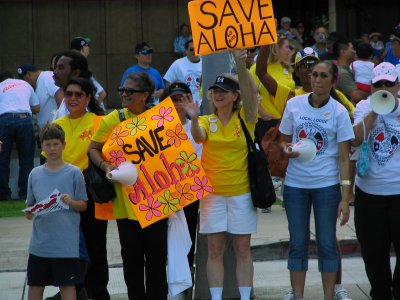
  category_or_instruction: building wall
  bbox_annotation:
[0,0,190,108]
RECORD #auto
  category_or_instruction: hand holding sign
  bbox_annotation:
[188,0,277,56]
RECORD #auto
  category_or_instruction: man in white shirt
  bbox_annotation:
[17,64,63,128]
[0,72,39,200]
[164,40,202,108]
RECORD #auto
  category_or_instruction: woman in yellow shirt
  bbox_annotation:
[52,77,109,299]
[182,50,258,300]
[87,72,168,300]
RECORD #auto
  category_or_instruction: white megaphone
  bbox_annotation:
[370,90,395,115]
[287,138,317,163]
[106,162,138,186]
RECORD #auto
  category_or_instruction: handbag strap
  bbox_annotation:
[238,113,257,153]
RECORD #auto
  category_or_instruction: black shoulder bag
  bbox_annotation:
[84,109,126,203]
[238,114,276,209]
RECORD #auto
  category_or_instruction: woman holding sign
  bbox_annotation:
[87,72,169,300]
[182,49,258,300]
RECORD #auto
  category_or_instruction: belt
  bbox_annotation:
[0,113,31,118]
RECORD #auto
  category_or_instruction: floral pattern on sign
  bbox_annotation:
[151,106,174,127]
[176,151,199,175]
[125,116,147,136]
[191,176,213,199]
[172,183,194,206]
[109,150,126,166]
[109,126,129,146]
[166,123,188,147]
[158,190,179,214]
[139,197,162,221]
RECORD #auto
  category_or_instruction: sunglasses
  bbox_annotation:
[297,60,317,69]
[247,48,257,53]
[188,48,195,52]
[118,87,145,96]
[372,80,397,88]
[65,91,85,98]
[137,48,153,55]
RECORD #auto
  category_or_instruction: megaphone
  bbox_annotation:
[370,90,395,115]
[106,162,138,186]
[287,138,317,163]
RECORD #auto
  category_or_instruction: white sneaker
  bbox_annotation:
[282,289,294,300]
[334,285,351,300]
[272,177,282,190]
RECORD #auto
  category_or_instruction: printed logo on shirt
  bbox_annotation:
[369,125,400,165]
[79,128,93,141]
[185,74,201,90]
[295,121,328,154]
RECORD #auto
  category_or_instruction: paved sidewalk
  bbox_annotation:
[0,204,375,300]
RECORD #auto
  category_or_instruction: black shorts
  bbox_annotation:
[27,254,82,286]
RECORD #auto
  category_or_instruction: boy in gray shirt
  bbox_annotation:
[25,123,87,300]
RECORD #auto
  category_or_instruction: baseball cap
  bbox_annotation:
[294,47,319,66]
[70,36,91,50]
[208,75,239,92]
[372,62,398,84]
[17,64,37,79]
[281,16,291,23]
[135,42,153,54]
[168,81,191,96]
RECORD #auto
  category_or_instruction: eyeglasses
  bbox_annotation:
[118,87,145,96]
[65,91,85,98]
[247,48,257,53]
[372,80,397,88]
[297,61,317,69]
[137,48,153,55]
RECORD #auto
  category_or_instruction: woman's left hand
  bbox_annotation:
[337,199,350,226]
[230,48,247,62]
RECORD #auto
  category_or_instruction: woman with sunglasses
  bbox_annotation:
[49,77,107,300]
[351,62,400,300]
[87,72,169,300]
[279,61,354,300]
[182,49,258,300]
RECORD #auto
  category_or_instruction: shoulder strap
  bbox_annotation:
[118,109,126,122]
[238,113,257,153]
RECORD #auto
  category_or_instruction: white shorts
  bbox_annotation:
[199,192,257,234]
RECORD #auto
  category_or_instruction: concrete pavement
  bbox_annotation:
[0,202,379,300]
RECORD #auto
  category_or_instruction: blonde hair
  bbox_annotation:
[268,36,292,70]
[206,73,241,114]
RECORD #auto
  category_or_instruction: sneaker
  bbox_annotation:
[334,285,351,300]
[261,207,271,213]
[272,177,282,190]
[282,289,294,300]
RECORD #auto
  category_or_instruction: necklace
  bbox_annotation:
[68,115,85,135]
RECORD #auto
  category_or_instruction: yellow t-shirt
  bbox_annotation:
[250,62,295,119]
[198,109,256,196]
[91,108,138,220]
[295,87,354,117]
[50,112,96,171]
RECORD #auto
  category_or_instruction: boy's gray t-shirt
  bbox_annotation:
[26,163,88,258]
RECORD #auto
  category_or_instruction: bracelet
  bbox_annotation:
[341,180,351,186]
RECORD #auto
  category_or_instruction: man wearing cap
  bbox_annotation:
[17,64,63,128]
[351,62,400,300]
[121,42,165,104]
[278,16,302,45]
[164,40,202,108]
[334,39,369,104]
[0,71,39,201]
[70,36,107,107]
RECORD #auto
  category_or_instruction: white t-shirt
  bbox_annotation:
[279,94,354,188]
[350,60,374,85]
[35,71,60,128]
[354,97,400,195]
[164,57,202,107]
[0,78,39,115]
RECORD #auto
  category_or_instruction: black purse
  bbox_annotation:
[238,114,276,209]
[83,158,116,203]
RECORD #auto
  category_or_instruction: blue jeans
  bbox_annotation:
[0,113,35,199]
[283,184,341,272]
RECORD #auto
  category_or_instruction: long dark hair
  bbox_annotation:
[65,78,104,115]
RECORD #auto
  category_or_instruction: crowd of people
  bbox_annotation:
[0,17,399,300]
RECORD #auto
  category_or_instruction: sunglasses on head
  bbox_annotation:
[118,87,145,96]
[137,48,153,55]
[372,80,397,88]
[65,91,85,98]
